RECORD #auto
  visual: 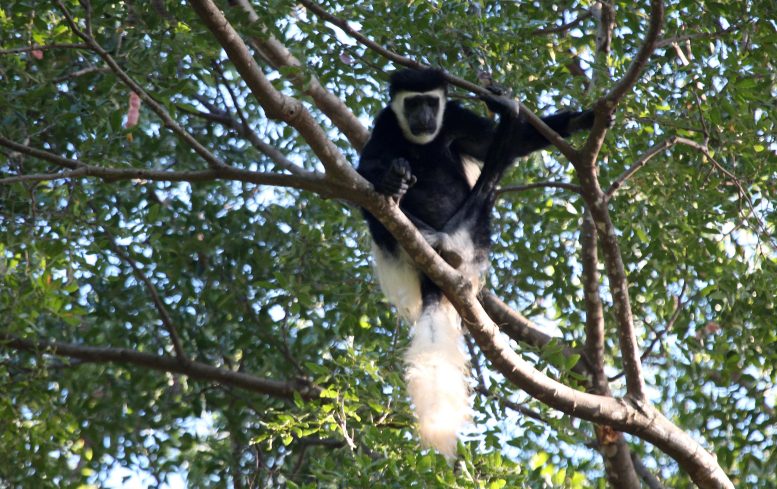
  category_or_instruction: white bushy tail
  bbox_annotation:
[404,300,470,459]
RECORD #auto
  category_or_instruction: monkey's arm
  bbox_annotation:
[358,112,416,200]
[445,102,497,161]
[450,99,606,160]
[511,109,601,157]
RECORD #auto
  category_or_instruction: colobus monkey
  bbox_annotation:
[358,68,597,459]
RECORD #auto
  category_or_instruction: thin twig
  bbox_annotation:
[212,61,309,176]
[473,385,546,422]
[605,136,678,198]
[78,0,93,37]
[631,451,667,489]
[609,281,687,382]
[0,169,88,185]
[106,237,188,362]
[655,22,745,48]
[464,335,487,391]
[52,66,110,83]
[531,11,593,35]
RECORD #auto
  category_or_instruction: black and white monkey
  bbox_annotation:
[358,68,597,459]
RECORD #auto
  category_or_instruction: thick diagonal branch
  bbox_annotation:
[228,0,369,150]
[188,0,352,178]
[352,183,732,489]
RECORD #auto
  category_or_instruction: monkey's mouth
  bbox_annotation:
[410,124,436,135]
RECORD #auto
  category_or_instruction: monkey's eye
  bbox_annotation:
[405,97,422,110]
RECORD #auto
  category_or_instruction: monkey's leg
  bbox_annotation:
[404,211,464,269]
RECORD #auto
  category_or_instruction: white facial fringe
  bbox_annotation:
[390,88,446,145]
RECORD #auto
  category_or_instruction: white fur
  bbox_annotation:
[460,155,483,189]
[371,242,422,322]
[446,227,488,291]
[390,88,446,145]
[371,230,486,459]
[404,300,470,459]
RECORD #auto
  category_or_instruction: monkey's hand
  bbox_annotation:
[569,109,615,132]
[376,157,416,200]
[480,88,520,119]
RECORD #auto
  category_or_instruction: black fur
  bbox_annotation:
[358,68,595,304]
[388,68,448,98]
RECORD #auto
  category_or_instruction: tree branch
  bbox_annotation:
[478,291,589,377]
[352,182,732,488]
[530,11,593,36]
[1,334,321,400]
[631,451,667,489]
[52,66,111,83]
[655,22,744,48]
[0,169,89,185]
[567,0,665,404]
[583,185,647,400]
[580,0,664,168]
[580,211,642,488]
[580,212,608,395]
[211,62,310,176]
[0,136,332,195]
[590,1,615,91]
[603,0,664,105]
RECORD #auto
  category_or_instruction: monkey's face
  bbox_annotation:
[405,94,441,135]
[390,88,446,145]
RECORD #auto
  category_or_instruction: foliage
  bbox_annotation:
[1,0,775,488]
